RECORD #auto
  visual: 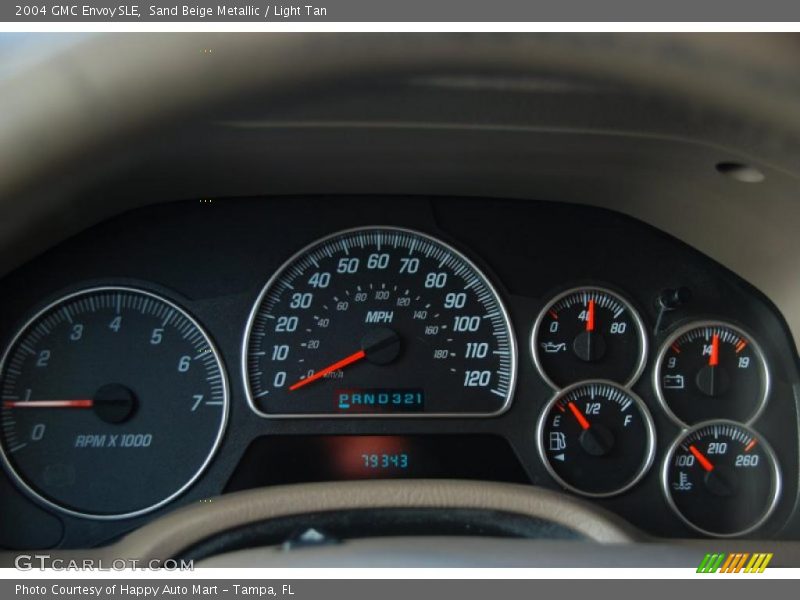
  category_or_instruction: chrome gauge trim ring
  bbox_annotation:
[652,320,771,428]
[535,379,657,499]
[0,286,230,521]
[530,286,648,391]
[241,225,518,419]
[660,419,782,538]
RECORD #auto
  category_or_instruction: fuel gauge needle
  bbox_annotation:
[2,399,94,409]
[567,401,591,430]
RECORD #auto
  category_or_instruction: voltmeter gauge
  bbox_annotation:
[654,321,769,426]
[662,421,781,537]
[536,381,656,498]
[531,287,647,389]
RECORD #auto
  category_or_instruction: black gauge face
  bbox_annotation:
[0,288,228,519]
[663,421,780,537]
[532,288,646,389]
[243,227,516,417]
[655,322,769,426]
[537,381,655,497]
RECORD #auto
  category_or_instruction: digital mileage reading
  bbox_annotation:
[243,227,517,417]
[224,435,531,490]
[362,452,410,470]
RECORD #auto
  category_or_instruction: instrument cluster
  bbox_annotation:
[0,196,798,549]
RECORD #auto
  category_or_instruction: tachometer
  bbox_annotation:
[0,287,228,519]
[242,227,517,417]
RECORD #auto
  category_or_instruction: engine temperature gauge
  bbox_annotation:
[536,381,656,497]
[663,420,781,537]
[654,321,769,426]
[532,287,647,389]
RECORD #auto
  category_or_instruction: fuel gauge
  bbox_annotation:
[536,381,656,497]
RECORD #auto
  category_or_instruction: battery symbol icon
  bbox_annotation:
[663,374,685,389]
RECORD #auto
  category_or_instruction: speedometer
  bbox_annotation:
[243,227,517,417]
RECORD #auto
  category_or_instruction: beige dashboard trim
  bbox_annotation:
[20,481,640,562]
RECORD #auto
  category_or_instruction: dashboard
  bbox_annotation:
[1,194,798,550]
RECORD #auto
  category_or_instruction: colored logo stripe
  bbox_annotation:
[697,553,773,573]
[745,553,773,573]
[720,553,749,573]
[697,553,726,573]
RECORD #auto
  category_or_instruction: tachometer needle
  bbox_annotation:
[586,299,595,332]
[709,333,719,367]
[567,401,591,430]
[289,349,366,391]
[688,444,715,472]
[2,399,94,409]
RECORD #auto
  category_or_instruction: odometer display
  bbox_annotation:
[243,227,517,416]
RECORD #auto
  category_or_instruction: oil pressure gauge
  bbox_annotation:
[536,381,656,497]
[532,287,647,389]
[654,321,769,426]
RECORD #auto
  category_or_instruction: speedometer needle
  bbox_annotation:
[289,350,366,391]
[2,399,94,409]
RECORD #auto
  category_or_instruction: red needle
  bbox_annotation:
[2,399,94,409]
[586,299,595,332]
[567,401,591,430]
[689,444,715,472]
[289,349,366,391]
[709,333,720,366]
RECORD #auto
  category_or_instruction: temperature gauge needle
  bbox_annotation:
[289,349,366,391]
[2,399,94,409]
[689,444,715,472]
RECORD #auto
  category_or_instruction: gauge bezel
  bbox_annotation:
[0,285,230,521]
[530,286,649,391]
[241,225,518,419]
[653,320,771,428]
[660,419,782,538]
[535,379,657,498]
